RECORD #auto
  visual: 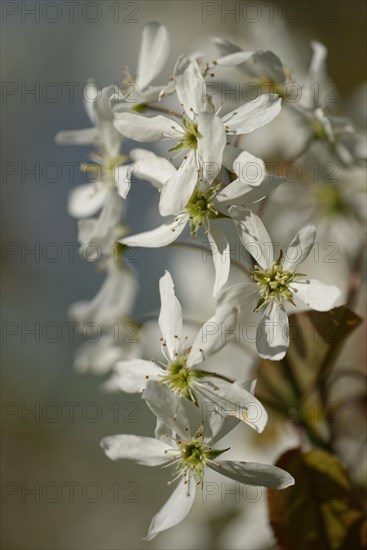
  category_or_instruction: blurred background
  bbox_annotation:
[1,1,366,549]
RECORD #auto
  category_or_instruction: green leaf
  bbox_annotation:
[268,448,367,550]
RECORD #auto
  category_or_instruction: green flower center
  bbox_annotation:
[162,354,203,401]
[175,435,229,482]
[185,188,220,237]
[81,154,127,187]
[170,116,199,152]
[251,258,304,310]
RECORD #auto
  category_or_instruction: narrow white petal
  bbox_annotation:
[216,282,259,312]
[159,271,183,357]
[142,381,191,439]
[130,148,177,189]
[215,51,254,67]
[202,409,240,446]
[197,111,226,182]
[256,302,289,361]
[290,279,341,311]
[229,207,273,269]
[159,152,198,216]
[283,225,317,272]
[67,184,107,218]
[115,165,132,199]
[55,127,99,146]
[187,303,239,367]
[233,50,286,84]
[145,477,196,540]
[175,58,206,117]
[222,94,281,135]
[209,460,295,489]
[207,225,230,297]
[211,36,242,57]
[114,112,181,141]
[120,216,187,248]
[232,150,265,186]
[101,434,172,465]
[69,262,138,327]
[216,174,282,207]
[113,359,162,393]
[136,22,170,91]
[77,189,123,255]
[194,378,268,433]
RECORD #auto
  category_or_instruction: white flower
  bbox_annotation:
[111,22,170,108]
[217,208,341,360]
[73,333,141,377]
[101,399,294,540]
[56,83,129,216]
[212,37,288,92]
[115,58,227,214]
[76,188,124,258]
[110,271,268,431]
[69,258,138,328]
[114,58,281,216]
[119,148,283,295]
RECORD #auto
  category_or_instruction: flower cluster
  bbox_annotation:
[56,22,365,541]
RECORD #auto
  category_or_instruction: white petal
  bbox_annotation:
[130,148,177,189]
[175,57,206,118]
[187,303,239,367]
[101,434,171,465]
[309,41,328,92]
[55,127,99,146]
[94,85,123,157]
[211,36,242,57]
[120,215,187,248]
[232,50,286,84]
[74,335,125,375]
[207,225,230,297]
[283,225,317,272]
[234,174,285,205]
[232,150,266,186]
[159,152,198,216]
[69,262,138,327]
[194,378,268,433]
[216,174,281,207]
[229,207,273,269]
[256,302,289,361]
[290,279,341,311]
[216,283,259,312]
[136,22,170,91]
[222,94,281,135]
[197,111,226,182]
[77,189,123,255]
[114,112,181,141]
[142,381,191,439]
[209,460,295,489]
[112,359,162,393]
[215,51,254,67]
[145,477,196,541]
[67,184,107,218]
[115,164,132,199]
[159,271,183,357]
[202,409,240,446]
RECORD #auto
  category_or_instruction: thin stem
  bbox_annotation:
[347,241,365,309]
[280,356,334,453]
